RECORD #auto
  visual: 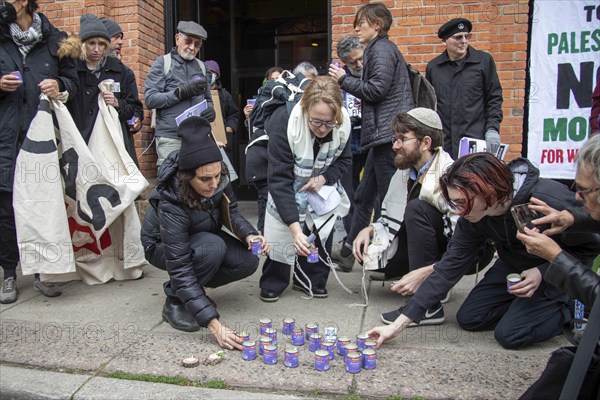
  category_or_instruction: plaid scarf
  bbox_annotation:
[10,13,43,61]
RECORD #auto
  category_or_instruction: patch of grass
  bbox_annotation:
[106,371,190,386]
[308,389,323,397]
[343,394,361,400]
[386,396,425,400]
[201,379,229,389]
[387,397,403,400]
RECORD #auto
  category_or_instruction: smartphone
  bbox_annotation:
[511,203,542,233]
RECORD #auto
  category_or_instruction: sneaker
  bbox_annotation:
[260,288,280,303]
[381,303,445,326]
[33,277,62,297]
[331,245,355,272]
[441,288,452,304]
[292,284,328,298]
[369,271,403,282]
[0,277,18,304]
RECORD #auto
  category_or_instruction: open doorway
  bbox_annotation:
[165,0,329,199]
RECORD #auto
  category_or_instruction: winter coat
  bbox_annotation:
[402,158,600,322]
[339,34,414,151]
[141,152,258,326]
[426,46,503,159]
[545,207,600,308]
[0,13,78,192]
[67,56,143,163]
[144,49,213,139]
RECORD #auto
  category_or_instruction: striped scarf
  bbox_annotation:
[10,13,43,61]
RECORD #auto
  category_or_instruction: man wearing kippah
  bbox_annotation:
[144,21,216,166]
[426,18,503,159]
[352,108,458,325]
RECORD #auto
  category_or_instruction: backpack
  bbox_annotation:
[249,70,311,130]
[406,64,437,110]
[150,54,207,128]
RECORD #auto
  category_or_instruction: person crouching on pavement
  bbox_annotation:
[141,116,267,350]
[367,152,600,350]
[259,76,352,302]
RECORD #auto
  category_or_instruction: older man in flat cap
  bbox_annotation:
[426,18,503,159]
[145,21,216,166]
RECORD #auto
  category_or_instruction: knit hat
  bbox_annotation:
[79,14,110,42]
[205,60,220,78]
[178,117,222,171]
[438,18,472,39]
[101,18,123,39]
[406,108,443,130]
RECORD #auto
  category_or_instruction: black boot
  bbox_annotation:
[162,296,201,332]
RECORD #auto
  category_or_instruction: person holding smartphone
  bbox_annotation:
[367,152,600,350]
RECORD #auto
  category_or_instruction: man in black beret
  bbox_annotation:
[426,18,503,159]
[144,21,216,166]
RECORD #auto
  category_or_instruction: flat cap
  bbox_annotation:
[438,18,472,39]
[177,21,207,40]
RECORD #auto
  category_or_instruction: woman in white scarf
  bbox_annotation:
[259,76,352,302]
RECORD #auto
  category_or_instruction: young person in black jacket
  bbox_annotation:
[141,117,267,350]
[367,152,600,350]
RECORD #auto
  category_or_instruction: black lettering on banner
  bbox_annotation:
[77,184,122,231]
[59,148,79,201]
[556,62,595,109]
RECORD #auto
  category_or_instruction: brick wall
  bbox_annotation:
[332,0,530,161]
[42,0,530,177]
[41,0,164,178]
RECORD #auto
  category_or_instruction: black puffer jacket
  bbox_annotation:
[339,34,414,151]
[402,158,600,323]
[545,207,600,307]
[67,56,143,163]
[141,153,258,326]
[0,13,78,192]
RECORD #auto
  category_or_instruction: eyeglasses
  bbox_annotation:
[571,182,600,198]
[309,119,336,129]
[391,136,419,146]
[178,34,202,48]
[451,33,472,41]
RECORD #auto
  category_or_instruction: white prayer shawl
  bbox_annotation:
[13,81,148,284]
[265,103,351,265]
[365,148,457,268]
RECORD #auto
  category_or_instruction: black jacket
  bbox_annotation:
[266,106,351,225]
[426,46,503,159]
[0,13,78,192]
[545,207,600,308]
[403,158,600,322]
[141,153,258,326]
[339,34,414,151]
[67,57,143,163]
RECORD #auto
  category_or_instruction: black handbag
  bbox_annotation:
[519,295,600,400]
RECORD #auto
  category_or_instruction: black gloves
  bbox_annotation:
[176,77,207,100]
[201,107,216,122]
[350,116,362,127]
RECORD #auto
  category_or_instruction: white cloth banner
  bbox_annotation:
[527,0,598,179]
[14,80,149,284]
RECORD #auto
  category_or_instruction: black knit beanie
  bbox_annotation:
[178,117,222,171]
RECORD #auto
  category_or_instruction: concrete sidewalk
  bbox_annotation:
[0,201,565,399]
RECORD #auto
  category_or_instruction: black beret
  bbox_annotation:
[438,18,472,39]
